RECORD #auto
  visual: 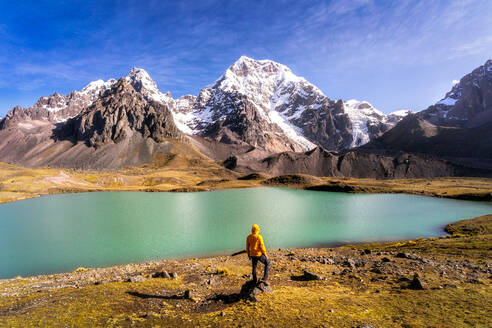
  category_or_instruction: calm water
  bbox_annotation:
[1,188,491,278]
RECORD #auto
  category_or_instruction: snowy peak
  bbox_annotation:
[125,67,173,104]
[215,56,322,98]
[80,78,117,102]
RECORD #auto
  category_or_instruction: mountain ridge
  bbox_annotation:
[0,56,410,153]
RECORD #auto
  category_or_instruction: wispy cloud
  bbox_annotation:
[0,0,491,114]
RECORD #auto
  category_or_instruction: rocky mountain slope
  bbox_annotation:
[362,59,492,169]
[173,56,407,152]
[0,79,189,169]
[56,78,182,147]
[418,59,492,128]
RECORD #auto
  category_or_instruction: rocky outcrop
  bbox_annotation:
[57,78,182,147]
[419,59,492,127]
[0,79,116,129]
[0,78,187,169]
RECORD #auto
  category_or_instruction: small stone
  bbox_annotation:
[381,257,391,263]
[184,290,192,299]
[409,274,425,290]
[342,259,356,269]
[127,275,145,283]
[303,270,323,280]
[220,311,226,316]
[169,272,178,279]
[322,258,335,265]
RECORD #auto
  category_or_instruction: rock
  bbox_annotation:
[302,270,323,280]
[444,284,457,289]
[342,259,356,269]
[381,257,391,263]
[240,280,273,302]
[466,278,481,284]
[370,267,383,274]
[220,311,226,316]
[127,275,145,283]
[363,249,372,255]
[169,272,178,279]
[408,274,425,290]
[152,271,171,279]
[322,258,335,265]
[184,290,192,299]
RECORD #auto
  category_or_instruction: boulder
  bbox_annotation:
[240,280,272,302]
[302,270,324,280]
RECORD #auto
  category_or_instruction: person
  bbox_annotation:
[246,224,270,284]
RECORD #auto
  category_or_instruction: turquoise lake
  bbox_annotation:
[1,187,491,278]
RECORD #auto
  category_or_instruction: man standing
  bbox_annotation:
[246,224,270,284]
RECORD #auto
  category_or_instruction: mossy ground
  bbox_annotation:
[0,216,490,327]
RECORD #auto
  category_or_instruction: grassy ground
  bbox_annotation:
[0,216,490,327]
[1,160,492,205]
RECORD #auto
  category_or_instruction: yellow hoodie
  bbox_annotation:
[246,224,267,257]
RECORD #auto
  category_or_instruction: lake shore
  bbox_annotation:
[1,161,492,205]
[0,215,490,327]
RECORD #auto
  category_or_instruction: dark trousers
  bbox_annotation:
[251,254,270,281]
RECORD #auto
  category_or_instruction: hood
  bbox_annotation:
[251,224,260,234]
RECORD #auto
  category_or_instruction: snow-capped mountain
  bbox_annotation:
[173,56,407,151]
[420,59,492,127]
[0,68,185,130]
[0,79,116,128]
[0,57,410,152]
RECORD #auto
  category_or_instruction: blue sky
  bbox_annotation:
[1,0,491,117]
